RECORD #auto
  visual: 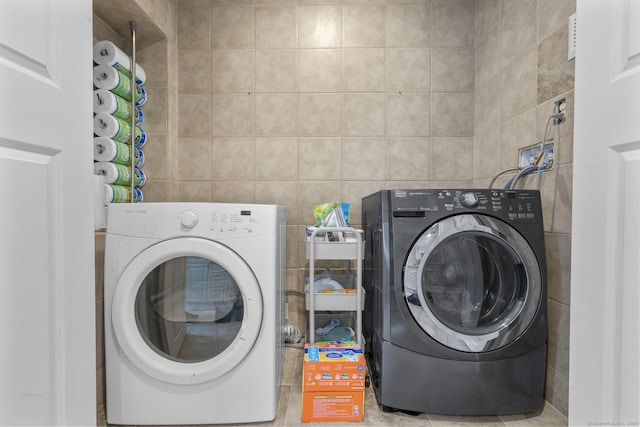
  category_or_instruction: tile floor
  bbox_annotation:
[101,345,568,427]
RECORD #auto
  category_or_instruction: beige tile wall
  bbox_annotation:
[473,0,575,416]
[175,0,476,332]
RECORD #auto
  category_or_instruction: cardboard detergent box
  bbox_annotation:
[302,342,366,422]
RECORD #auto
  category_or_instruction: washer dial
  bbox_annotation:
[459,192,479,208]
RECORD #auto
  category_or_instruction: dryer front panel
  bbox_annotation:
[403,214,542,352]
[111,237,263,385]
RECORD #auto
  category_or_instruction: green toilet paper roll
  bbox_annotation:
[93,113,143,144]
[94,162,142,187]
[94,137,142,166]
[105,184,143,203]
[93,64,143,105]
[93,89,142,125]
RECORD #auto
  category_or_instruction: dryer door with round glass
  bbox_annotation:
[403,214,542,352]
[111,237,263,385]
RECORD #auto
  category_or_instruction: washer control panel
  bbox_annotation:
[390,189,541,221]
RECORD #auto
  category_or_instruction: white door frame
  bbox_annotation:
[0,1,96,425]
[570,1,640,425]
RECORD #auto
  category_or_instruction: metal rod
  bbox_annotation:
[130,21,137,203]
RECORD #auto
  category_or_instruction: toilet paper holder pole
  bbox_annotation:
[129,21,137,203]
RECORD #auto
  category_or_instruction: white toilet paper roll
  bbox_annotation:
[94,137,142,166]
[93,89,131,123]
[105,184,143,203]
[105,184,127,203]
[93,113,143,144]
[93,40,147,85]
[94,161,141,186]
[94,65,129,100]
[94,113,119,140]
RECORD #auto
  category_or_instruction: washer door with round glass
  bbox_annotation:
[112,237,263,385]
[403,214,542,352]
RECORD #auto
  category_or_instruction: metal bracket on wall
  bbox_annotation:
[519,142,555,172]
[554,98,567,125]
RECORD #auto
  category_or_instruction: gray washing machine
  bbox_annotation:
[361,189,547,416]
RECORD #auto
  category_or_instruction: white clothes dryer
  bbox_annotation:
[104,203,286,425]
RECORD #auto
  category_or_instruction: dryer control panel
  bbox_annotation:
[390,189,541,222]
[106,202,285,239]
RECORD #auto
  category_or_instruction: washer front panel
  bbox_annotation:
[403,214,542,352]
[112,237,263,385]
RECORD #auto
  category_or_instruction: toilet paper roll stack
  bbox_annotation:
[93,40,147,85]
[92,40,148,204]
[93,65,146,106]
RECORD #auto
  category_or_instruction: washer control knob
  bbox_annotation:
[180,210,199,229]
[460,192,479,208]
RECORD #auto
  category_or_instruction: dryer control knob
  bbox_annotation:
[180,210,199,229]
[460,192,479,208]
